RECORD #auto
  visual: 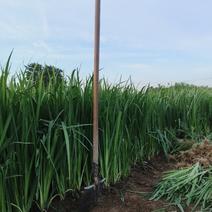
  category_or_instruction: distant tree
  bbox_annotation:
[25,63,64,85]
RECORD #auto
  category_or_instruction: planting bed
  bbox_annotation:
[48,156,178,212]
[48,141,212,212]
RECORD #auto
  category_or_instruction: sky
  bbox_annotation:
[0,0,212,87]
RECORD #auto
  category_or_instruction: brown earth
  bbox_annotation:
[173,139,212,168]
[91,157,178,212]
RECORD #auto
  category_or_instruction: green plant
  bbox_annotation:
[0,55,211,211]
[150,163,212,211]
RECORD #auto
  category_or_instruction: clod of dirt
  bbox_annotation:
[174,139,212,168]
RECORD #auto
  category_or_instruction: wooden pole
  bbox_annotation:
[92,0,101,186]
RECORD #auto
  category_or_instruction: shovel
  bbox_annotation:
[78,0,105,211]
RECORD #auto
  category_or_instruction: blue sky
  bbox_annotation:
[0,0,212,86]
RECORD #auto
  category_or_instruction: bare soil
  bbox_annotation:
[173,139,212,168]
[91,157,178,212]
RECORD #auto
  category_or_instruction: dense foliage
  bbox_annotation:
[0,58,211,211]
[24,63,64,85]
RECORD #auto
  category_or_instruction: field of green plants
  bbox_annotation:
[0,58,212,211]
